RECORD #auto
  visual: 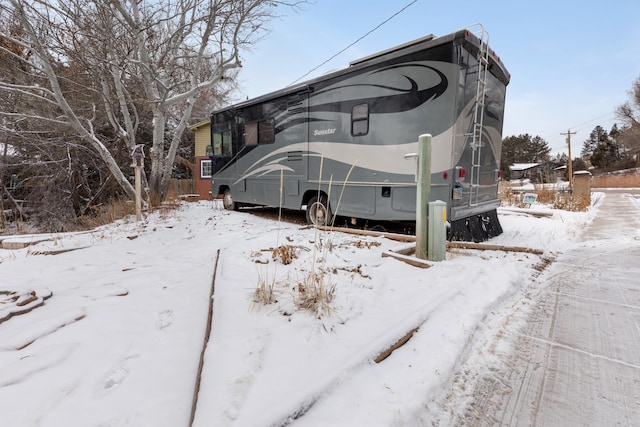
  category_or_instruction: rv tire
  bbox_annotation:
[306,195,331,226]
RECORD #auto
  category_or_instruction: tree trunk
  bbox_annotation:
[156,96,197,202]
[94,141,137,201]
[148,110,166,201]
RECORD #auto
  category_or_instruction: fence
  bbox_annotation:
[167,179,195,196]
[592,168,640,188]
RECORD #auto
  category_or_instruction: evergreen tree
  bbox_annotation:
[591,136,619,169]
[501,134,551,179]
[581,125,607,158]
[572,157,588,171]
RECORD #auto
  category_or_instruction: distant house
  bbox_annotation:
[553,164,568,181]
[627,146,640,164]
[189,120,212,200]
[509,162,566,183]
[509,163,544,181]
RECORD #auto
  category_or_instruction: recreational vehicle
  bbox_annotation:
[207,26,510,241]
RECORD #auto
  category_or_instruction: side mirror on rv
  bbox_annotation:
[205,145,213,158]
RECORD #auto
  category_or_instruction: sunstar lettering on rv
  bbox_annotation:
[313,128,337,136]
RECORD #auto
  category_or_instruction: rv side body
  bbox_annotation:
[209,29,510,240]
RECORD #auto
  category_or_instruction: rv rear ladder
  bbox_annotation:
[469,26,490,207]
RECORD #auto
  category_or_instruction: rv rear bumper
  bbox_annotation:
[450,199,501,221]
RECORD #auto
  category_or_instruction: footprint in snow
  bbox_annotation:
[102,354,139,392]
[156,309,174,330]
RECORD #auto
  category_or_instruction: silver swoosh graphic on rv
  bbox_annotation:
[234,130,454,184]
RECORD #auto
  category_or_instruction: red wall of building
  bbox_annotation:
[195,156,212,200]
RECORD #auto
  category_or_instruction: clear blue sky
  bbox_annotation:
[234,0,640,156]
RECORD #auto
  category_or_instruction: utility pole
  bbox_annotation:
[561,129,577,189]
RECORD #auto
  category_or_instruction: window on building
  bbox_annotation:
[200,159,212,178]
[352,103,369,136]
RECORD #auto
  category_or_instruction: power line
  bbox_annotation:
[545,111,618,150]
[569,111,618,133]
[287,0,418,87]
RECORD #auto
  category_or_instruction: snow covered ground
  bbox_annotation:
[0,194,604,426]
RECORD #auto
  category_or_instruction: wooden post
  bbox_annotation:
[135,165,142,222]
[130,144,145,222]
[416,134,432,260]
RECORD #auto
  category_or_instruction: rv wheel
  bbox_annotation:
[222,189,236,210]
[306,195,331,226]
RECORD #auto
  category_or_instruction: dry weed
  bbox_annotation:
[498,184,520,206]
[270,245,298,265]
[251,165,346,319]
[295,271,336,318]
[532,185,556,205]
[158,199,182,220]
[499,182,590,212]
[353,240,381,249]
[75,198,137,229]
[252,269,277,306]
[553,194,590,212]
[333,264,371,279]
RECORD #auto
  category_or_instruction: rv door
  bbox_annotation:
[211,125,233,175]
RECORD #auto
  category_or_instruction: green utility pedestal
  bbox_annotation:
[428,200,447,261]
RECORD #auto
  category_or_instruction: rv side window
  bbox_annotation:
[244,119,275,146]
[259,119,275,144]
[352,103,369,136]
[244,122,258,146]
[213,130,232,156]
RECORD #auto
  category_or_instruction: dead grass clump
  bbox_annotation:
[335,239,380,250]
[532,185,556,205]
[252,167,344,319]
[498,184,520,206]
[504,185,557,208]
[160,198,181,210]
[571,195,591,211]
[353,240,381,249]
[76,194,187,230]
[252,270,277,306]
[333,264,371,279]
[270,245,298,265]
[500,182,590,212]
[76,198,137,229]
[147,191,164,209]
[106,198,137,221]
[157,199,182,220]
[295,271,336,318]
[553,193,590,212]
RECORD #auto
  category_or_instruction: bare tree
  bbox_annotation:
[1,0,138,202]
[1,0,303,206]
[616,75,640,158]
